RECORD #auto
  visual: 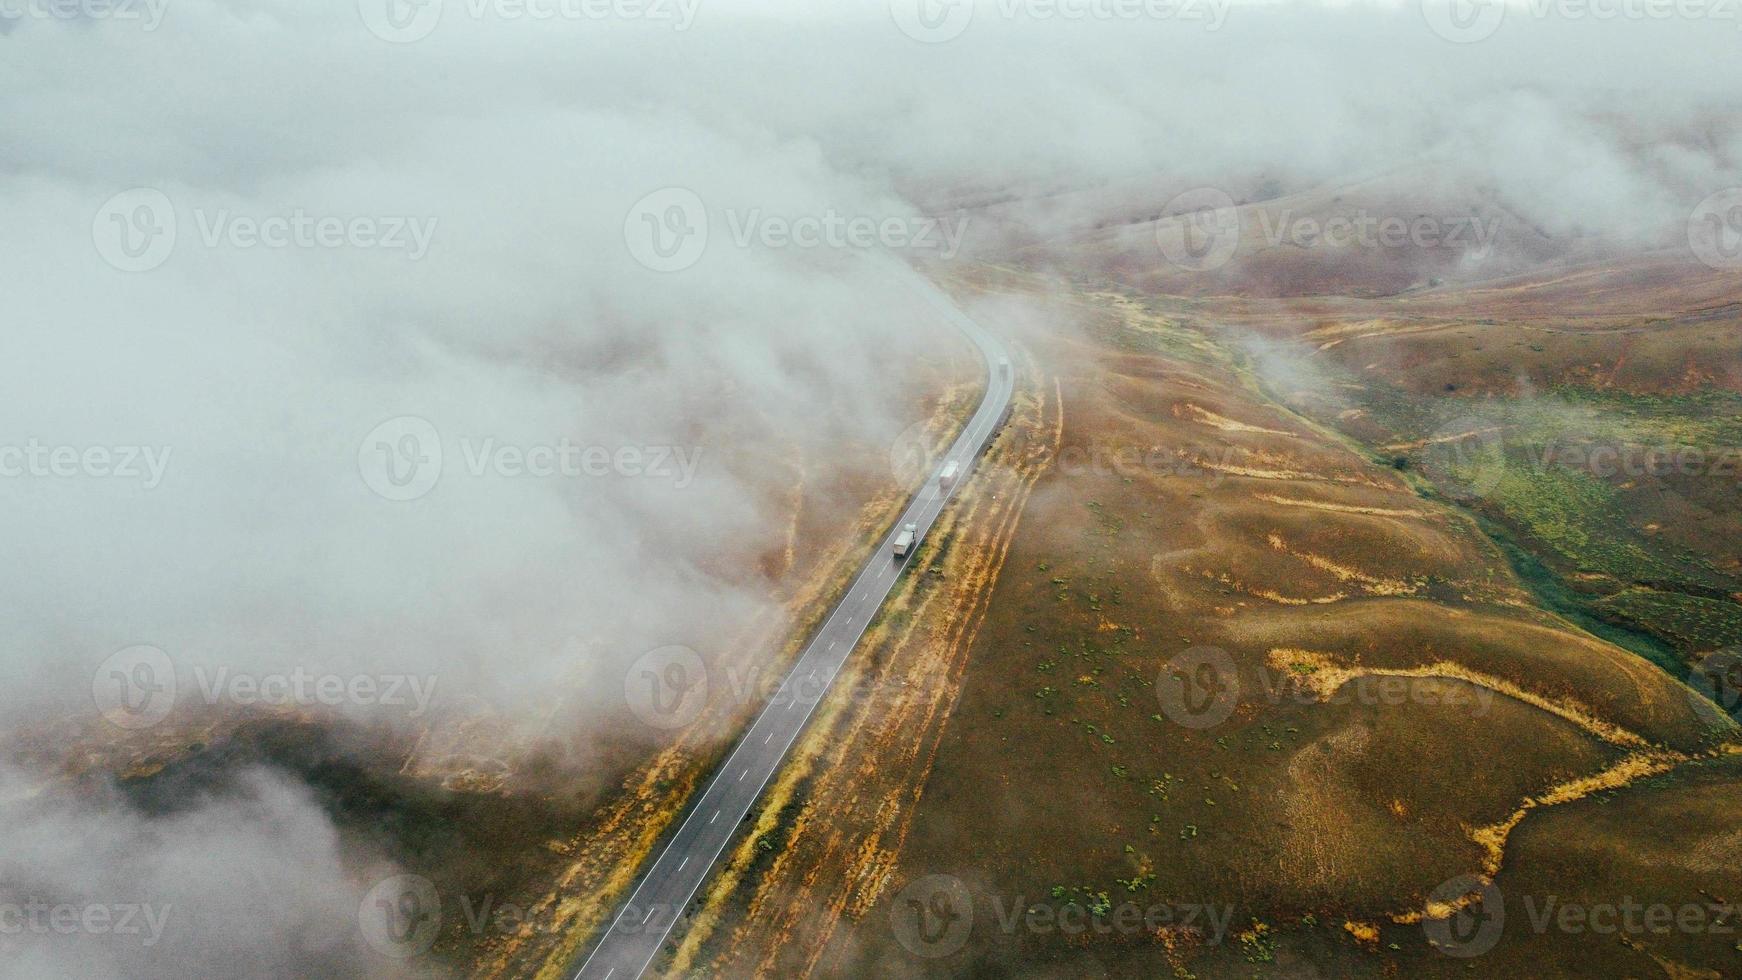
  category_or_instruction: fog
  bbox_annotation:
[2,1,1739,975]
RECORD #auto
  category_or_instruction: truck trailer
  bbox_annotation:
[892,522,918,558]
[938,460,960,489]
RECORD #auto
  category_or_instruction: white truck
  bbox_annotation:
[892,522,919,558]
[998,356,1011,378]
[938,460,960,489]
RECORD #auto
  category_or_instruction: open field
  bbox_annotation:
[20,11,1742,979]
[66,211,1737,980]
[661,258,1742,977]
[1231,259,1742,667]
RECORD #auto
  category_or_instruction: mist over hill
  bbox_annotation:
[3,2,1740,976]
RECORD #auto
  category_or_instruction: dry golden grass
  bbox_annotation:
[665,336,1061,979]
[794,271,1736,979]
[490,248,1742,979]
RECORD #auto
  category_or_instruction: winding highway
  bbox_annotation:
[569,274,1013,980]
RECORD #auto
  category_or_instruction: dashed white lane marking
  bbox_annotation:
[603,969,614,980]
[739,768,749,782]
[828,640,837,651]
[677,856,689,872]
[764,732,773,744]
[709,810,719,825]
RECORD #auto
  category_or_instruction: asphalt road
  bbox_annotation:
[569,278,1013,980]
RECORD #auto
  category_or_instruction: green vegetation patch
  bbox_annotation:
[1594,588,1742,653]
[1323,367,1742,662]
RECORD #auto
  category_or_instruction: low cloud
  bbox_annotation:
[2,1,1739,974]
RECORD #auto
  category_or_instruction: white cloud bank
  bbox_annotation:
[0,1,1738,975]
